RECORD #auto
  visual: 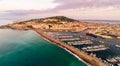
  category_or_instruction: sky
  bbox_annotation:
[0,0,120,24]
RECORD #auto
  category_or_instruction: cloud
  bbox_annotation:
[0,0,120,21]
[0,0,59,10]
[54,0,120,9]
[5,0,120,15]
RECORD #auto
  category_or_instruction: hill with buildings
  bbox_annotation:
[0,16,120,37]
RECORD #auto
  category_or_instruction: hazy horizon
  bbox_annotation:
[0,16,120,25]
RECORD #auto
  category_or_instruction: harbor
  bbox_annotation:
[46,31,120,66]
[37,30,108,66]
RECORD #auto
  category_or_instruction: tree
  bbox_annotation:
[27,25,33,29]
[48,25,52,29]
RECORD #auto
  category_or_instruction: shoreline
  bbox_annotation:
[37,31,90,66]
[34,29,108,66]
[63,47,90,66]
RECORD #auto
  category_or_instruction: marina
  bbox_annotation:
[37,30,108,66]
[46,31,120,66]
[1,0,120,65]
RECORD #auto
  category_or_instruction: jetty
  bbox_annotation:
[34,29,108,66]
[67,40,93,45]
[82,45,108,52]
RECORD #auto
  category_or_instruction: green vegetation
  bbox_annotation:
[18,22,25,24]
[14,16,79,25]
[23,16,79,24]
[27,25,33,29]
[47,16,78,22]
[13,22,26,24]
[48,25,52,29]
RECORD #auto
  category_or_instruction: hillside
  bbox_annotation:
[0,16,112,31]
[0,16,84,30]
[0,16,120,37]
[14,16,79,24]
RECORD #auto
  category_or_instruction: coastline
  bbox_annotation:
[63,47,90,66]
[35,31,90,66]
[34,29,108,66]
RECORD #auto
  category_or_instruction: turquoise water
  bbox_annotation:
[0,29,87,66]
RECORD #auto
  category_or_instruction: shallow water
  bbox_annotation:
[0,29,87,66]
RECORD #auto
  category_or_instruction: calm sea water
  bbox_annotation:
[0,29,87,66]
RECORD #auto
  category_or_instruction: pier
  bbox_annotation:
[82,45,108,52]
[67,40,93,45]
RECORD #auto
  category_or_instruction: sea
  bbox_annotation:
[80,20,120,24]
[0,29,87,66]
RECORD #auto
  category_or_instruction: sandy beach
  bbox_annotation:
[34,29,108,66]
